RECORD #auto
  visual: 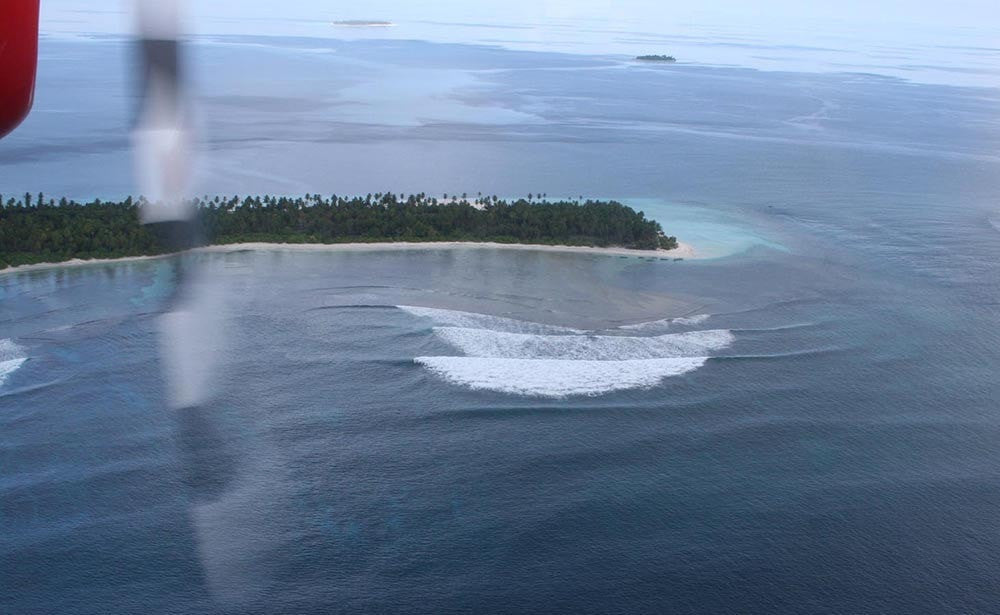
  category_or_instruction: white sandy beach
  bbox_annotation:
[0,240,697,276]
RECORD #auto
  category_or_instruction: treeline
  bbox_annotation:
[0,192,678,269]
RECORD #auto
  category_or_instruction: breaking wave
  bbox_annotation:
[434,327,733,360]
[673,314,711,326]
[618,314,711,332]
[401,307,733,398]
[398,305,582,334]
[0,340,27,388]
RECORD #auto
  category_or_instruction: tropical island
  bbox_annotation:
[636,55,677,63]
[0,193,680,270]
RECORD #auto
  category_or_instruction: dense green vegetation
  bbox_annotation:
[0,192,678,269]
[636,55,677,62]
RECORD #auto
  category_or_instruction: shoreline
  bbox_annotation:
[0,240,697,276]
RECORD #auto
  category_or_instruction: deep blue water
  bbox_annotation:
[3,33,1000,614]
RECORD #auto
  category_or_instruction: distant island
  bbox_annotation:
[636,55,677,63]
[0,193,679,269]
[332,20,395,27]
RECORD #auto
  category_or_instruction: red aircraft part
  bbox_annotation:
[0,0,41,139]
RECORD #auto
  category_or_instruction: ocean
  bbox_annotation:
[3,20,1000,614]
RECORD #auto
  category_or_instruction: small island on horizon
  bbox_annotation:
[332,20,395,28]
[0,193,681,270]
[636,55,677,63]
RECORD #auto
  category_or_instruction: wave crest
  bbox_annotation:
[618,313,711,332]
[434,327,733,360]
[400,306,732,398]
[398,305,581,334]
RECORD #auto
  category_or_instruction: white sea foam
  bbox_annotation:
[415,357,707,398]
[0,340,27,388]
[434,327,734,360]
[398,305,581,334]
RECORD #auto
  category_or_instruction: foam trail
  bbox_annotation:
[434,327,734,360]
[416,357,707,398]
[0,340,27,387]
[398,305,581,334]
